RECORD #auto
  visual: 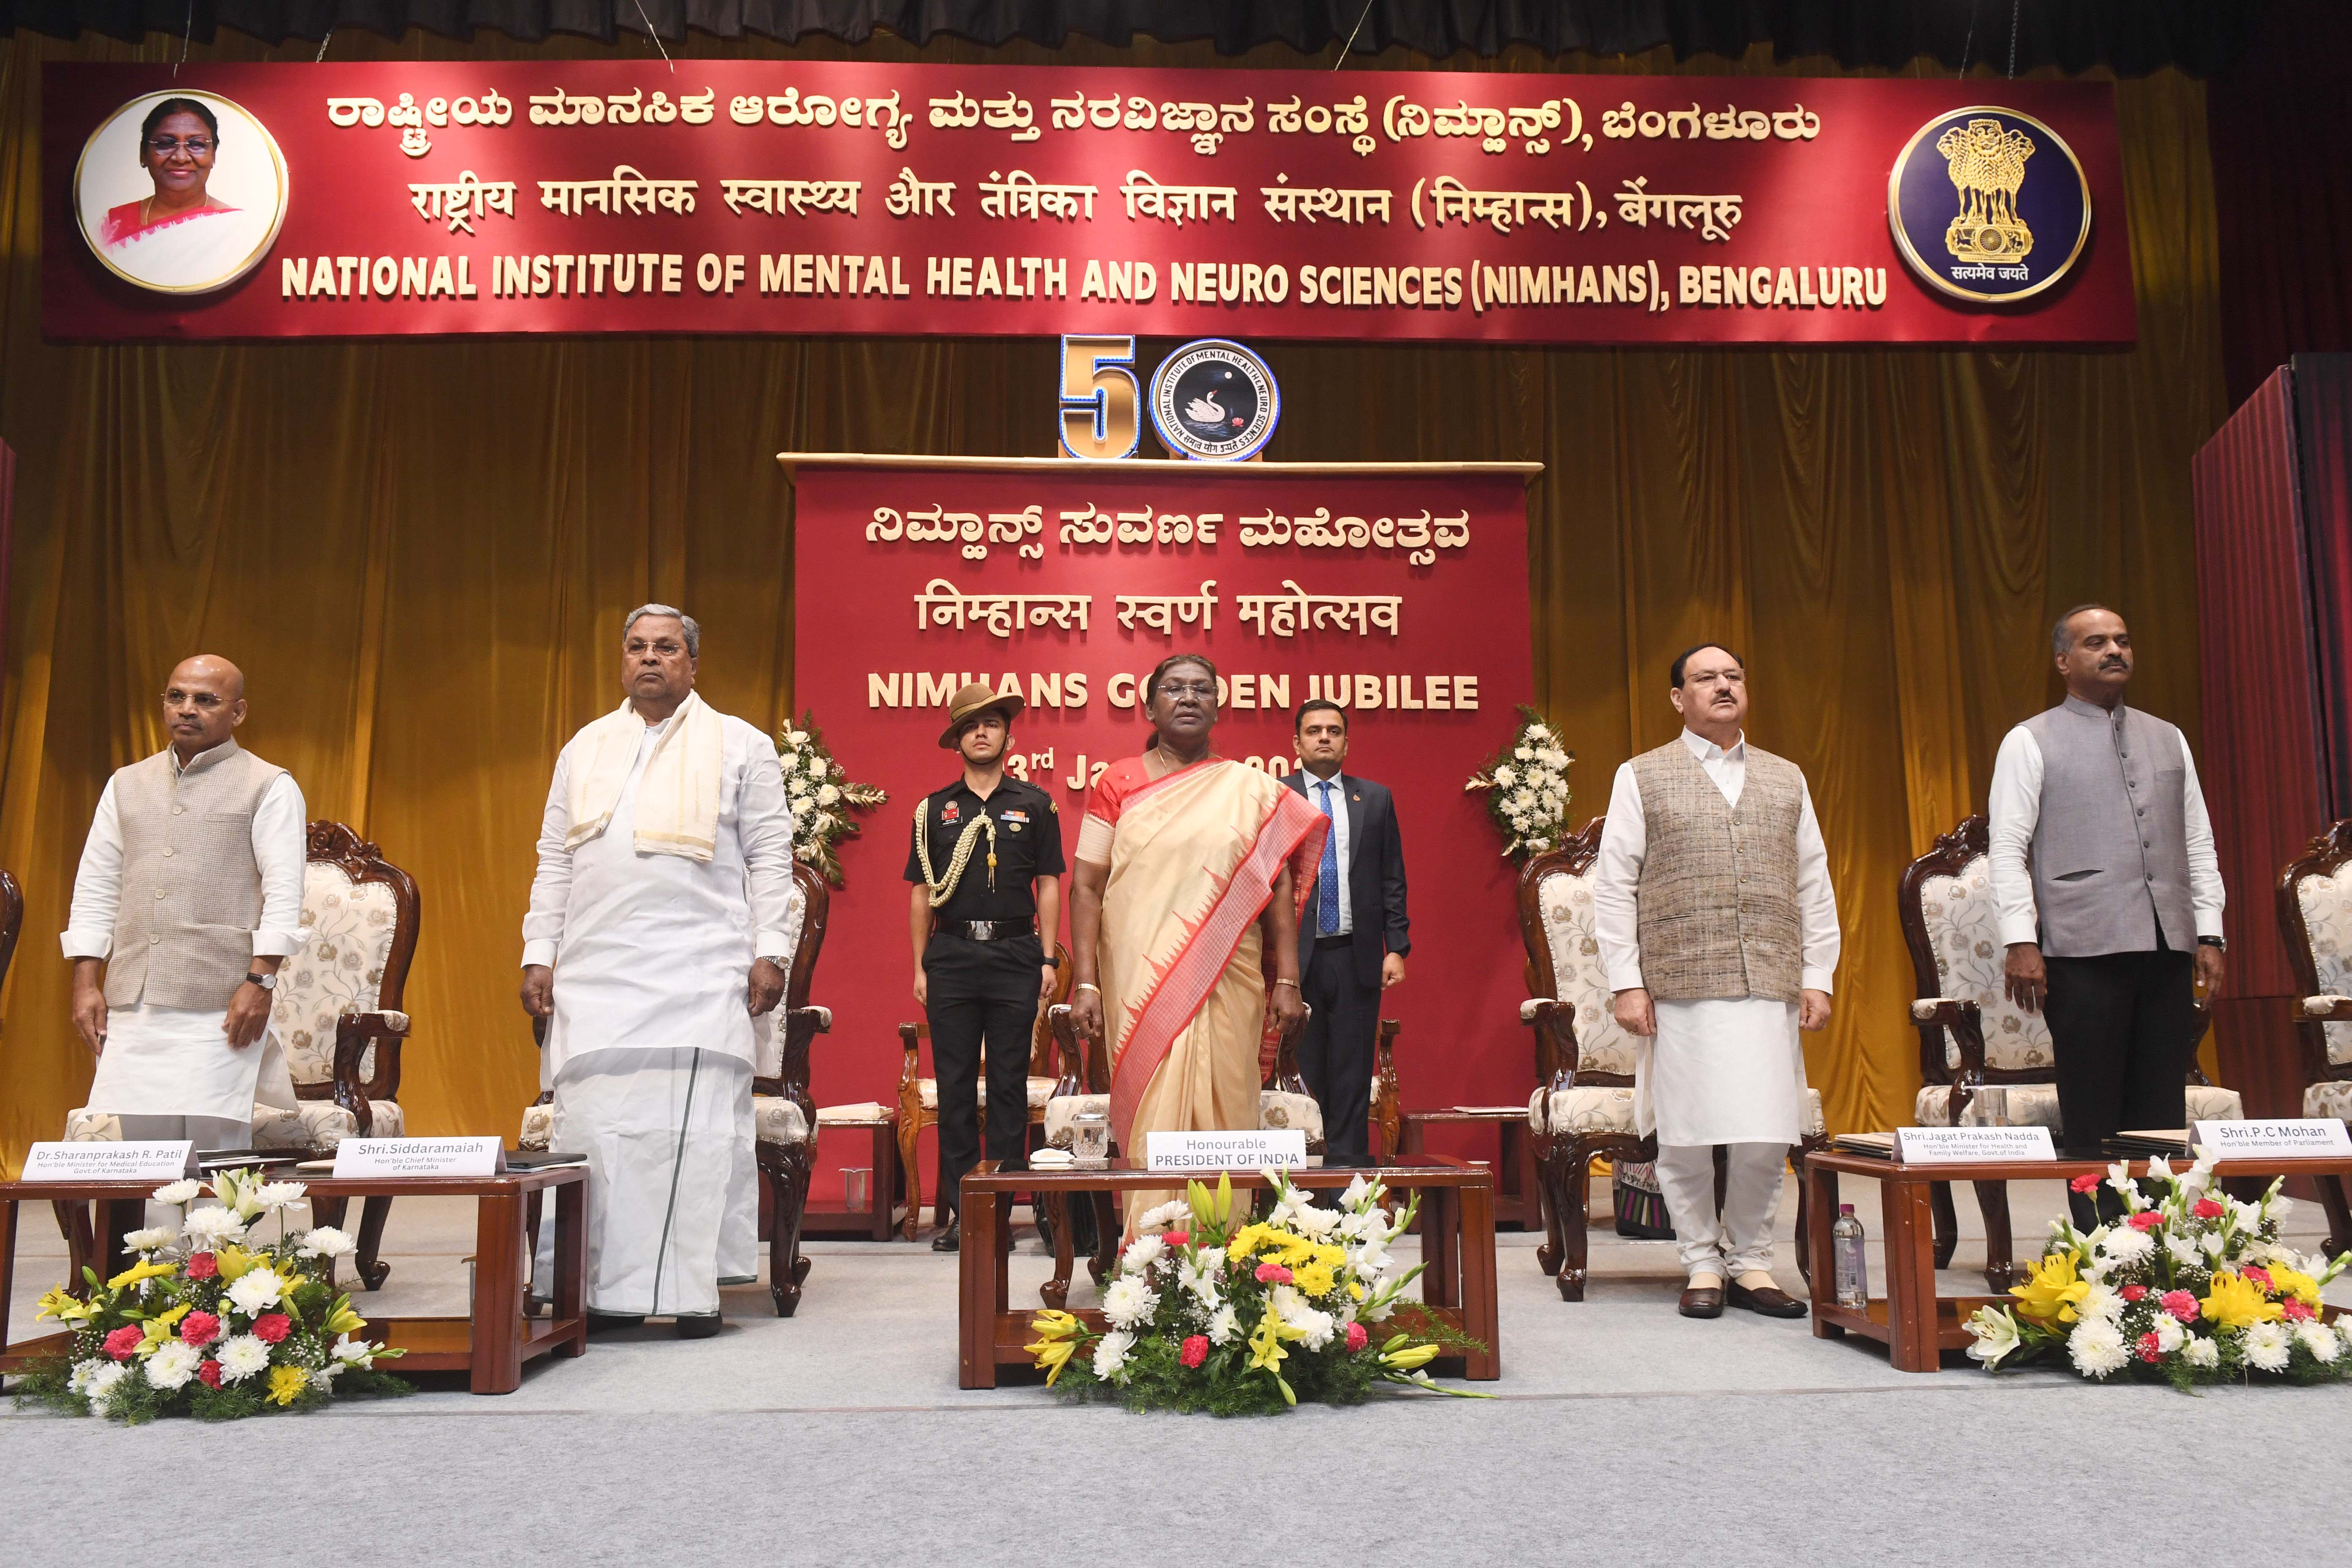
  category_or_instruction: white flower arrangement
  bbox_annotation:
[1464,707,1573,863]
[775,710,886,887]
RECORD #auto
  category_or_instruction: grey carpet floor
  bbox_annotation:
[8,1178,2349,1566]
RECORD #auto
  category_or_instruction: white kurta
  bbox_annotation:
[1591,730,1840,1147]
[522,703,795,1314]
[61,757,307,1124]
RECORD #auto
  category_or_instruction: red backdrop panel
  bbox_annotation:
[791,458,1534,1198]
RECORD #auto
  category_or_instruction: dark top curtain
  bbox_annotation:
[0,0,2264,69]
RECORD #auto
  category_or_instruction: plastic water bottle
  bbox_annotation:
[1832,1204,1868,1309]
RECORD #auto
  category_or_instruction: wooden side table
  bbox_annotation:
[0,1168,588,1396]
[1399,1108,1542,1230]
[803,1109,904,1242]
[1803,1147,2352,1374]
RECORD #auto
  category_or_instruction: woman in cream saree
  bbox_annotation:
[1068,656,1326,1229]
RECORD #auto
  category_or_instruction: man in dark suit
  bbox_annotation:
[1284,699,1409,1165]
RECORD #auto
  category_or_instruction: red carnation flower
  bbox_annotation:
[1346,1321,1369,1353]
[2127,1211,2164,1232]
[198,1360,222,1389]
[103,1325,144,1361]
[2069,1174,2102,1195]
[2284,1298,2316,1321]
[252,1312,292,1345]
[1254,1262,1293,1285]
[2192,1198,2224,1220]
[2243,1265,2275,1291]
[186,1252,218,1279]
[2161,1289,2200,1323]
[1179,1335,1209,1368]
[2136,1331,2163,1363]
[1163,1231,1190,1248]
[180,1310,222,1348]
[2121,1285,2148,1302]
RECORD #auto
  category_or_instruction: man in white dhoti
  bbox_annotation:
[64,655,305,1149]
[521,605,796,1337]
[1593,643,1840,1320]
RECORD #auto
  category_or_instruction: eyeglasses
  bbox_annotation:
[625,640,687,657]
[161,689,226,710]
[146,136,215,157]
[1155,680,1217,700]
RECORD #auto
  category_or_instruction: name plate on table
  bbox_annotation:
[1895,1126,2056,1164]
[1144,1130,1307,1172]
[332,1136,505,1179]
[17,1140,198,1181]
[2191,1119,2352,1160]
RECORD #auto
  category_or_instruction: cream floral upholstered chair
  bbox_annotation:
[1522,818,1828,1303]
[1031,1001,1336,1308]
[1901,814,2241,1287]
[518,861,832,1316]
[255,822,419,1290]
[2278,821,2352,1256]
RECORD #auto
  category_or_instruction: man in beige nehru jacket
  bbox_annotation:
[1592,643,1841,1321]
[63,655,306,1148]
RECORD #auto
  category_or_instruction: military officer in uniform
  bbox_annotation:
[907,682,1065,1252]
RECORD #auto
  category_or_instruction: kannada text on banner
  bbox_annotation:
[44,64,2130,345]
[788,457,1536,1152]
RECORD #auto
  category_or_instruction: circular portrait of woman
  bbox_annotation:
[72,91,288,295]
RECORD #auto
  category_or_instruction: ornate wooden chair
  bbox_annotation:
[520,861,833,1316]
[1522,819,1828,1303]
[1901,814,2241,1287]
[1031,997,1364,1305]
[2277,821,2352,1255]
[894,946,1073,1240]
[62,823,418,1291]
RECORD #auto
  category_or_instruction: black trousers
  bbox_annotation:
[925,934,1040,1215]
[2044,942,2196,1223]
[1298,936,1380,1165]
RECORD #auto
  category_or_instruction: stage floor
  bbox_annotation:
[8,1177,2350,1565]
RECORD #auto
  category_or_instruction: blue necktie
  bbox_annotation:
[1314,780,1340,936]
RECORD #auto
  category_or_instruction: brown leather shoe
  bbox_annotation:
[1678,1284,1724,1318]
[1726,1280,1808,1319]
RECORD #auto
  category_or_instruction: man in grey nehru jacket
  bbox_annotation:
[63,655,305,1149]
[1990,606,2225,1211]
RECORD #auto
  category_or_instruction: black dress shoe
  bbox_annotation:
[586,1311,645,1333]
[1726,1280,1809,1319]
[931,1216,961,1252]
[675,1312,722,1339]
[1678,1285,1724,1318]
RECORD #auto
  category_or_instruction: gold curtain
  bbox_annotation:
[0,28,2223,1167]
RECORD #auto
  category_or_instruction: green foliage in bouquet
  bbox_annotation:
[1964,1148,2352,1391]
[14,1168,408,1425]
[777,710,888,887]
[1464,706,1573,863]
[1026,1169,1490,1417]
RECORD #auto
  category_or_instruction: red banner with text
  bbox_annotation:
[790,457,1536,1191]
[44,63,2131,345]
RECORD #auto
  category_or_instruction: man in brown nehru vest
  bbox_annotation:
[64,655,307,1148]
[1592,644,1842,1320]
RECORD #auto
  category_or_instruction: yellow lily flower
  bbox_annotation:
[1381,1343,1440,1371]
[267,1365,309,1406]
[2008,1250,2091,1325]
[1247,1306,1291,1376]
[106,1258,177,1292]
[35,1286,94,1323]
[323,1298,368,1337]
[139,1303,195,1350]
[2201,1271,2285,1331]
[1026,1336,1078,1385]
[214,1245,259,1282]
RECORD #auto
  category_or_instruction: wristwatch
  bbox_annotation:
[1046,953,1066,968]
[245,970,278,990]
[2197,936,2226,951]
